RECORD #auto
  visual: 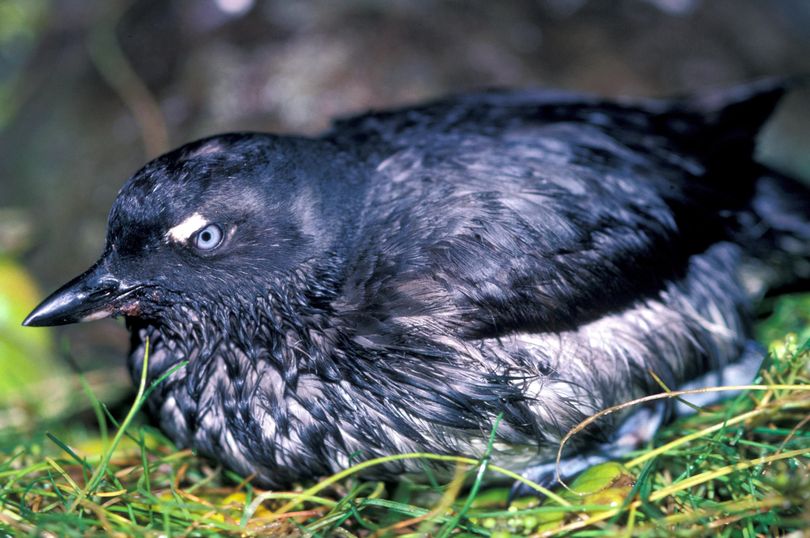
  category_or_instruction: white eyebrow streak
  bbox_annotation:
[166,213,208,242]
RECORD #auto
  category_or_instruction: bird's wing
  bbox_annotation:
[332,81,788,342]
[335,125,692,341]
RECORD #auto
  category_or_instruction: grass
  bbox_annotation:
[0,295,808,537]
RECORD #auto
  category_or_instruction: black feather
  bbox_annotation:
[36,81,810,487]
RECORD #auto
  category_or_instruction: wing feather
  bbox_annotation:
[338,127,691,339]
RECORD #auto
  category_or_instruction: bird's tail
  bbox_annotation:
[681,77,792,167]
[734,168,810,298]
[665,78,810,298]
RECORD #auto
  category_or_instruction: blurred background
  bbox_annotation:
[0,0,809,396]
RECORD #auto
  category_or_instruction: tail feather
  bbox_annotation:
[665,79,810,297]
[689,77,791,137]
[676,78,810,298]
[736,169,810,298]
[663,78,796,170]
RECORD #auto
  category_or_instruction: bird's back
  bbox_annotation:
[305,81,810,479]
[328,80,799,333]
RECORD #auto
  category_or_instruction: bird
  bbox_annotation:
[24,80,810,490]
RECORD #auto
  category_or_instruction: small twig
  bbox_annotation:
[271,452,571,518]
[555,383,810,492]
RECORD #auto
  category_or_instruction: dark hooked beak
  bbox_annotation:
[22,262,139,327]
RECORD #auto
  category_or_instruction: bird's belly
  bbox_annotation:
[473,243,750,427]
[137,243,751,488]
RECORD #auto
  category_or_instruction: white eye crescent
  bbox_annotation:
[195,223,224,250]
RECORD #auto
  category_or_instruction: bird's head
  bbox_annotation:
[23,133,350,330]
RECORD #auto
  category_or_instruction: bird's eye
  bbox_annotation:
[194,224,224,251]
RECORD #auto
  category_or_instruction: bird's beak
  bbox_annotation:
[22,262,138,327]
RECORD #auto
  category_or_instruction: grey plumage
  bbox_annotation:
[25,80,810,488]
